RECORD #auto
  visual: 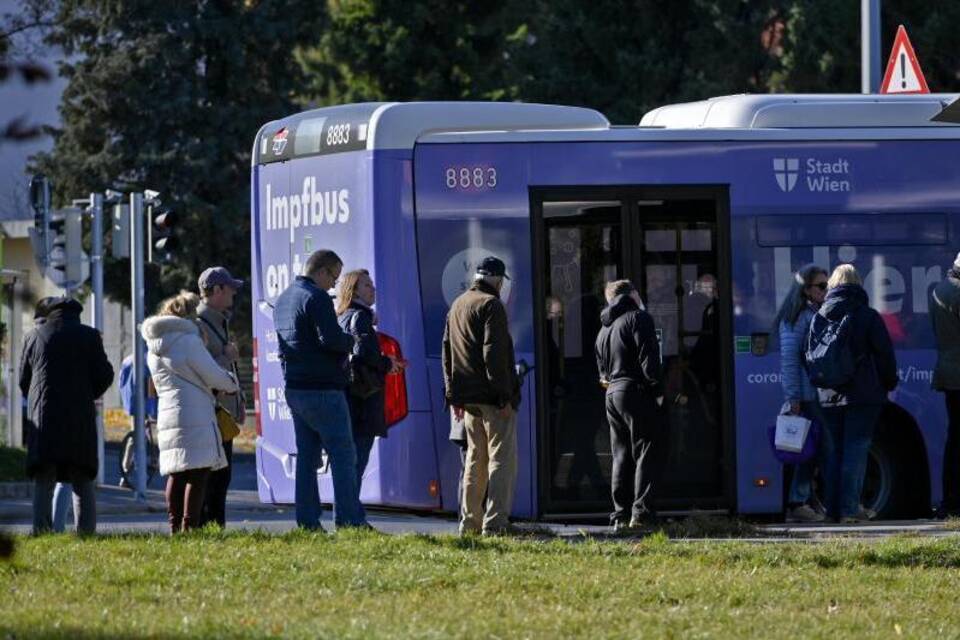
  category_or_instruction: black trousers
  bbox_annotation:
[943,390,960,512]
[202,439,232,527]
[606,388,662,524]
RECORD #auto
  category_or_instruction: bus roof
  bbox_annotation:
[639,93,960,128]
[254,95,960,164]
[253,101,609,165]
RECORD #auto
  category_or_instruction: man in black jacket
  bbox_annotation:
[595,280,664,531]
[20,297,114,535]
[930,254,960,517]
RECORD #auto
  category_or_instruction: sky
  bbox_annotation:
[0,0,66,221]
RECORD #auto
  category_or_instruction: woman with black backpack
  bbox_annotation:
[811,264,898,523]
[337,270,404,516]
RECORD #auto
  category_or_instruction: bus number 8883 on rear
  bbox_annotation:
[445,166,497,191]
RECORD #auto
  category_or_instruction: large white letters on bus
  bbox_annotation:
[262,177,350,299]
[264,177,350,243]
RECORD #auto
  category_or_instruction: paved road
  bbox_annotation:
[102,441,257,491]
[5,443,960,540]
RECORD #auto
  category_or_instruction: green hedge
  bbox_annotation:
[0,446,26,482]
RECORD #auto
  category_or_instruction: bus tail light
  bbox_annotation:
[252,337,262,437]
[378,331,408,428]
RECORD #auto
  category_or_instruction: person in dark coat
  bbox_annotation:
[273,249,366,530]
[336,269,403,518]
[930,252,960,517]
[595,279,664,531]
[816,264,897,523]
[20,297,114,535]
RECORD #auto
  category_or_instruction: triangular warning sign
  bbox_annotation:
[880,25,930,94]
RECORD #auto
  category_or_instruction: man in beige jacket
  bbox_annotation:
[442,256,520,536]
[196,266,246,527]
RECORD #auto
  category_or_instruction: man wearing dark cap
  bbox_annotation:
[931,253,960,518]
[197,266,246,527]
[442,256,521,536]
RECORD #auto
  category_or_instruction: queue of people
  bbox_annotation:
[24,247,960,536]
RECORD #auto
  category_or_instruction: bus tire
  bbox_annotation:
[864,407,930,520]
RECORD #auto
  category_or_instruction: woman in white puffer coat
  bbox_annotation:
[142,291,238,533]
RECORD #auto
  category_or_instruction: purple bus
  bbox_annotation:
[251,94,960,519]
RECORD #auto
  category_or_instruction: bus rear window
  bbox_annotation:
[756,213,947,247]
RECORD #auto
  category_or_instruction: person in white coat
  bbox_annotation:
[142,291,238,533]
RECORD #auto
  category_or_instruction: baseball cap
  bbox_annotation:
[198,266,244,291]
[476,256,510,280]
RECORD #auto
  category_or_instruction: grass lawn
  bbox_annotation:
[2,531,960,638]
[0,446,26,481]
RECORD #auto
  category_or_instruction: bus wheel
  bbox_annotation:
[862,441,898,518]
[861,416,929,520]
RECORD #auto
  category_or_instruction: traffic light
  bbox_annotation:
[149,207,178,262]
[48,208,83,285]
[28,174,50,268]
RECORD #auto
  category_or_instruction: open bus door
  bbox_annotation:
[532,186,736,518]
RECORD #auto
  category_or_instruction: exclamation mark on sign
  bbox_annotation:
[900,52,907,89]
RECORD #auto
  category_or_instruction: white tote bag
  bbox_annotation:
[774,414,812,453]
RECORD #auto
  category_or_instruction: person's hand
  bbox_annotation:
[789,401,801,416]
[224,342,239,361]
[387,355,408,374]
[497,405,514,419]
[453,406,465,421]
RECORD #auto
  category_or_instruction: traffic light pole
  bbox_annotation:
[130,192,148,503]
[90,193,106,484]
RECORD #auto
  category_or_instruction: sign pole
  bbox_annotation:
[861,0,881,93]
[130,192,147,503]
[90,192,106,484]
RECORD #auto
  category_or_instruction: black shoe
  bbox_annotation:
[934,506,960,520]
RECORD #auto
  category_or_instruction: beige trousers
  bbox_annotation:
[460,403,518,533]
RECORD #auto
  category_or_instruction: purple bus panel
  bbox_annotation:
[252,149,440,510]
[413,138,960,515]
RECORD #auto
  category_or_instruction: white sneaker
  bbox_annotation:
[787,505,826,523]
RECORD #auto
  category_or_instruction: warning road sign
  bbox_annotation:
[879,25,930,94]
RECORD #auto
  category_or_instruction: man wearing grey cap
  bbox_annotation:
[443,256,521,536]
[931,253,960,518]
[196,266,246,527]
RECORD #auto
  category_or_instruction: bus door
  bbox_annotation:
[533,187,734,517]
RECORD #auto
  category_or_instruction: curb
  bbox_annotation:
[0,483,33,500]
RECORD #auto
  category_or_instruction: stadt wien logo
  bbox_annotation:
[773,157,799,192]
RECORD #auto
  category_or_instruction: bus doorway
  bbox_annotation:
[532,187,734,517]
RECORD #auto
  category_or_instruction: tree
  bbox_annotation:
[0,0,56,142]
[297,0,516,104]
[500,0,782,124]
[31,0,326,343]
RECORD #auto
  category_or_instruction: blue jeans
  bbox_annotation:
[821,403,883,519]
[285,388,364,529]
[33,467,96,535]
[354,434,376,520]
[53,483,73,532]
[788,401,826,506]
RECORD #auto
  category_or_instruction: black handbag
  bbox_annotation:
[348,355,383,399]
[346,312,385,399]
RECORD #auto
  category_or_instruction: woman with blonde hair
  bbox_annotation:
[337,269,403,516]
[142,291,238,532]
[812,263,897,523]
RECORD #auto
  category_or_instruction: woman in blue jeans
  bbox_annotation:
[815,264,898,523]
[336,270,403,518]
[775,264,829,522]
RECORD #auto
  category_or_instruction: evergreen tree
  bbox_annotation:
[31,0,325,343]
[297,0,516,104]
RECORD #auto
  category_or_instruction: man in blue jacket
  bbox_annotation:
[273,249,365,530]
